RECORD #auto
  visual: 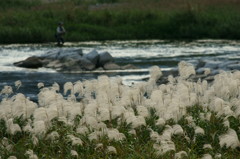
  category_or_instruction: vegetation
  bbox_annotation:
[0,106,239,159]
[1,63,240,158]
[0,0,240,44]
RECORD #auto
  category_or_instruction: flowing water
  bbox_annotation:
[0,40,240,101]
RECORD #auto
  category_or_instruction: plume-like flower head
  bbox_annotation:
[67,135,83,146]
[64,82,73,95]
[149,66,162,82]
[178,61,196,79]
[0,86,13,95]
[15,80,22,90]
[106,146,117,154]
[219,128,240,149]
[25,149,38,159]
[70,150,78,157]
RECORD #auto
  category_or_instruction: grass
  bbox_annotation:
[0,106,239,158]
[0,0,240,44]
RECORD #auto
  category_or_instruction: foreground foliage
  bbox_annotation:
[0,0,240,43]
[1,61,240,158]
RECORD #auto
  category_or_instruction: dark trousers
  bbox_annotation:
[55,34,64,45]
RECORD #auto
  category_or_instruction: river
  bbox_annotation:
[0,40,240,101]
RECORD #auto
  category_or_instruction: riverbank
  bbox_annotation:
[0,0,240,44]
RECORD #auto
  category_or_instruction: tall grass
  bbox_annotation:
[0,0,240,43]
[1,62,240,158]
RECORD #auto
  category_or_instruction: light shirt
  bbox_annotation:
[56,26,65,35]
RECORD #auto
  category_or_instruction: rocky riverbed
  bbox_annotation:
[14,49,138,72]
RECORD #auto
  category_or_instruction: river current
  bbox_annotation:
[0,40,240,101]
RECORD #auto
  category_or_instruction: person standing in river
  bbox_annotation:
[55,22,66,46]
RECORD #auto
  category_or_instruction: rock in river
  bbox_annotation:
[13,49,137,72]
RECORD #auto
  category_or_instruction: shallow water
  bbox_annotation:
[1,40,240,101]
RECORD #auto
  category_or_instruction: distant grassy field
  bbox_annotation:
[0,0,240,44]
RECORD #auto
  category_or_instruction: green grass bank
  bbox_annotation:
[0,0,240,44]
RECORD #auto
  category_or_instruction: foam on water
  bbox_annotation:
[0,45,48,72]
[1,40,240,72]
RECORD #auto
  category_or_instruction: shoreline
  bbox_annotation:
[1,39,240,46]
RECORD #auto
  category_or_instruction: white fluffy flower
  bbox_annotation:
[32,135,39,146]
[98,107,110,121]
[150,90,163,106]
[58,117,72,125]
[46,104,59,121]
[160,125,173,141]
[76,126,89,135]
[175,151,188,159]
[136,105,149,118]
[214,153,222,159]
[52,82,60,92]
[73,81,83,95]
[201,154,212,159]
[185,116,195,125]
[106,146,117,154]
[38,88,61,107]
[195,126,205,135]
[64,82,73,95]
[203,144,212,149]
[67,135,83,146]
[156,118,165,126]
[125,114,146,129]
[150,130,160,141]
[172,124,184,135]
[204,68,211,76]
[15,80,22,90]
[84,102,98,117]
[25,149,38,159]
[205,112,211,121]
[95,143,104,150]
[37,82,44,89]
[33,107,48,122]
[46,131,60,141]
[83,116,98,128]
[149,66,162,82]
[1,137,9,146]
[7,156,17,159]
[178,61,196,79]
[223,119,230,128]
[107,128,126,141]
[128,129,136,136]
[95,122,107,131]
[168,75,176,84]
[0,86,13,95]
[153,140,175,156]
[33,120,46,137]
[1,137,13,152]
[11,94,37,119]
[88,131,105,141]
[213,98,224,113]
[219,128,240,149]
[70,150,78,157]
[7,118,21,135]
[23,122,33,133]
[111,105,126,119]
